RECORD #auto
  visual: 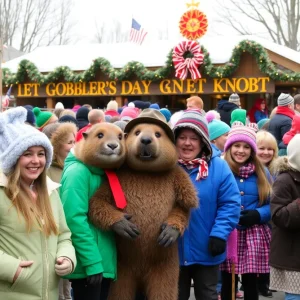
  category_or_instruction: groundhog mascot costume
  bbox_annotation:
[89,109,198,300]
[60,122,126,300]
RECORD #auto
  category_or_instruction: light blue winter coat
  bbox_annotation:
[178,147,241,266]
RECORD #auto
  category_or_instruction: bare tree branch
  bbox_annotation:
[0,0,74,52]
[216,0,300,50]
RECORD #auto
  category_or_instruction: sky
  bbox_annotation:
[69,0,238,44]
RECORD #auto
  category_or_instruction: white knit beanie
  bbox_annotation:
[287,134,300,172]
[0,107,53,175]
[55,102,64,109]
[107,100,118,111]
[277,93,294,107]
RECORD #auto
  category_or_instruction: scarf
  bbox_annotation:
[178,156,208,181]
[105,170,127,209]
[276,106,295,119]
[239,163,255,179]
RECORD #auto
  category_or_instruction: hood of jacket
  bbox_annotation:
[64,149,105,176]
[270,156,299,176]
[0,171,60,195]
[210,143,222,158]
[217,100,238,112]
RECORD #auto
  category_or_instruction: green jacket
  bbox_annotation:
[60,150,117,280]
[0,174,76,300]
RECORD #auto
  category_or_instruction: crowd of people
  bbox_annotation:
[0,93,299,300]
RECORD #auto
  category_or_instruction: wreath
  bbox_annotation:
[172,40,204,80]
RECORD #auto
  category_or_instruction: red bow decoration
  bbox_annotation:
[172,40,204,80]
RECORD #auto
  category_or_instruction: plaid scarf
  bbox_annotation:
[178,156,208,181]
[239,163,255,179]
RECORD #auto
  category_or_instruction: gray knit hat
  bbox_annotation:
[0,107,53,175]
[228,93,240,104]
[173,109,212,161]
[277,93,294,106]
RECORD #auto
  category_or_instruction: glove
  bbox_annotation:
[239,210,261,227]
[157,224,180,247]
[86,273,103,286]
[208,237,226,257]
[111,214,140,239]
[55,257,73,276]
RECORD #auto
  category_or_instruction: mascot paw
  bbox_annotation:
[157,224,180,247]
[111,214,140,239]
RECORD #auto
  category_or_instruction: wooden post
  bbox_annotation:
[46,97,55,109]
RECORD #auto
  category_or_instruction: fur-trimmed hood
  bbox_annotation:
[270,156,297,175]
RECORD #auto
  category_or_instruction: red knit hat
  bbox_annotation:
[120,107,139,122]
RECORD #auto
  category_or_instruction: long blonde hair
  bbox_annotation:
[4,164,58,236]
[224,148,271,206]
[256,130,278,167]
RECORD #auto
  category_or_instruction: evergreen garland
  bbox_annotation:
[2,39,300,86]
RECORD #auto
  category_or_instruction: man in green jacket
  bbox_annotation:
[60,149,116,300]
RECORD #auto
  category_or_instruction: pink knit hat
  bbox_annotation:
[224,122,257,153]
[120,107,139,122]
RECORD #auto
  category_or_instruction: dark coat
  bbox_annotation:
[268,114,292,147]
[270,157,300,271]
[216,100,239,126]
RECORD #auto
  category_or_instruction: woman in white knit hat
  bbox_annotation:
[0,107,76,300]
[269,134,300,300]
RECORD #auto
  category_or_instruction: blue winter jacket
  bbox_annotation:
[254,110,268,123]
[235,172,271,230]
[178,148,241,266]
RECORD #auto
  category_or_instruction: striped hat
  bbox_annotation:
[277,93,294,106]
[224,122,257,153]
[229,93,240,104]
[173,109,212,161]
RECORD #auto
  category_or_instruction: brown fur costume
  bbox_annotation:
[75,123,126,169]
[89,110,198,300]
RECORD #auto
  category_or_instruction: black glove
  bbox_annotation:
[208,236,226,257]
[111,214,140,239]
[239,210,261,227]
[157,224,180,247]
[86,273,102,286]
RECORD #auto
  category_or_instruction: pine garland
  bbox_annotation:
[2,39,300,86]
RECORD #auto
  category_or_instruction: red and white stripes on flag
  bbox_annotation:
[129,18,148,45]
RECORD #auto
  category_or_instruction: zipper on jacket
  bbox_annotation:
[41,218,50,300]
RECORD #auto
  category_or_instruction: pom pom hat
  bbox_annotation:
[173,109,212,161]
[33,107,54,128]
[0,107,53,175]
[224,122,257,153]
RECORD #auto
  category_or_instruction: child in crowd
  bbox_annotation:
[220,122,272,300]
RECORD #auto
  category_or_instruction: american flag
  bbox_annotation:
[2,85,12,108]
[129,18,148,45]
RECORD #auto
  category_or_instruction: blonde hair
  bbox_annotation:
[51,123,77,168]
[4,164,59,236]
[256,130,278,166]
[60,109,76,118]
[186,96,203,110]
[224,147,271,206]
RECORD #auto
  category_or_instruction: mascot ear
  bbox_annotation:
[83,132,88,139]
